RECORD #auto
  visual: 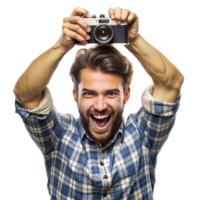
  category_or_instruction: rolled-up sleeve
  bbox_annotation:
[28,87,53,115]
[137,83,181,155]
[14,87,71,156]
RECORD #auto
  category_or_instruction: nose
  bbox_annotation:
[94,95,108,112]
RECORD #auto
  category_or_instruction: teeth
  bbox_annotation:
[92,114,110,119]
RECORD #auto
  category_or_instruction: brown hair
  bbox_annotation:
[69,45,133,93]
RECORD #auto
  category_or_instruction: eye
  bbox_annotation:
[83,92,117,96]
[108,92,117,96]
[84,92,92,96]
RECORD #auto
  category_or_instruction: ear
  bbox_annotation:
[71,85,77,103]
[124,87,130,104]
[73,86,78,102]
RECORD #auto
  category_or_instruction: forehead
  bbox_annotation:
[79,68,124,91]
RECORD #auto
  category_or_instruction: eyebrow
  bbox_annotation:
[82,88,120,93]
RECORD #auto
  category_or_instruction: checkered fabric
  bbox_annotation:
[14,84,181,200]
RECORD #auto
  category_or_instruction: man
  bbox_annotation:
[13,7,184,200]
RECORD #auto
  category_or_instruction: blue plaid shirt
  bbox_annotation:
[14,84,181,200]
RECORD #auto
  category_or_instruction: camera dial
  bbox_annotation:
[98,13,106,18]
[92,14,96,18]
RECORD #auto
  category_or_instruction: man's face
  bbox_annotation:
[73,68,130,146]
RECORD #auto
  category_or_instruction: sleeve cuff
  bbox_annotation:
[15,87,53,118]
[28,87,53,115]
[141,83,181,116]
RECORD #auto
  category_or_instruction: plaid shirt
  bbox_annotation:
[14,83,181,200]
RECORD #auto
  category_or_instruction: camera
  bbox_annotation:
[77,14,129,45]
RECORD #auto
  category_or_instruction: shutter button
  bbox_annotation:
[100,161,104,166]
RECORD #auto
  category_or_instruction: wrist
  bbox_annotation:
[125,33,142,55]
[124,32,142,48]
[53,41,71,55]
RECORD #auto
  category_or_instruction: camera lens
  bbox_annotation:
[99,29,107,38]
[94,24,113,43]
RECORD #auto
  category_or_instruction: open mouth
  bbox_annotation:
[90,114,111,131]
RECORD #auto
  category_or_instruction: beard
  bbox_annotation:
[78,106,124,145]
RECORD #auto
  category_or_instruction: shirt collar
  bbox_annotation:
[77,116,125,144]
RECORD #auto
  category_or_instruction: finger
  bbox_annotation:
[121,9,130,22]
[115,6,122,21]
[70,6,91,17]
[63,16,91,33]
[63,28,87,44]
[62,22,89,40]
[127,12,138,24]
[108,7,115,19]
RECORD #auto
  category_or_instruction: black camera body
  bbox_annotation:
[78,14,129,45]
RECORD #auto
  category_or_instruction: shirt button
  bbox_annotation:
[100,161,104,166]
[104,175,108,179]
[103,193,107,197]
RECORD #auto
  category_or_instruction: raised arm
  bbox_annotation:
[126,33,184,103]
[108,7,184,102]
[13,7,91,110]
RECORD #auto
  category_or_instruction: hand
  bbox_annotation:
[58,7,91,51]
[108,7,139,43]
